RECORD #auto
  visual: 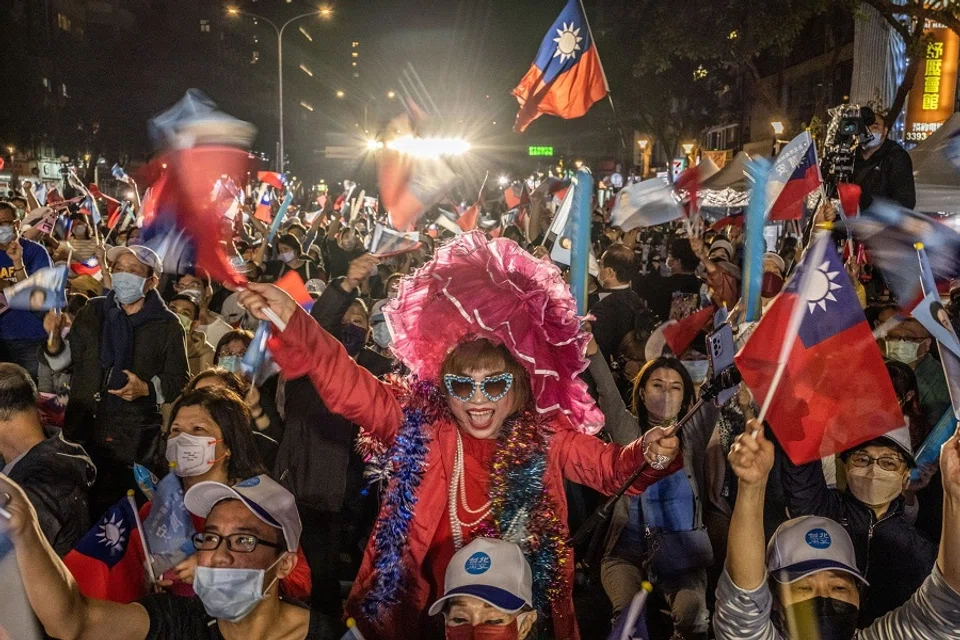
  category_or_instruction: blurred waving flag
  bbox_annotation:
[743,158,773,322]
[143,471,196,575]
[88,184,125,229]
[843,200,960,308]
[63,496,144,603]
[367,223,422,257]
[112,163,131,184]
[0,528,40,640]
[258,171,286,191]
[254,183,274,223]
[512,0,608,132]
[70,256,102,279]
[275,270,314,311]
[3,265,68,311]
[609,178,683,231]
[766,131,822,221]
[736,233,903,464]
[662,305,715,356]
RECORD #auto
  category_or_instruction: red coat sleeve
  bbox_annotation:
[268,307,403,443]
[553,430,683,496]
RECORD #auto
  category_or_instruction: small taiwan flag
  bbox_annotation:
[63,496,145,603]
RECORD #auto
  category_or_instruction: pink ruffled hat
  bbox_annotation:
[383,231,604,433]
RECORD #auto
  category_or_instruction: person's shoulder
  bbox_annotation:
[20,237,51,260]
[139,592,209,639]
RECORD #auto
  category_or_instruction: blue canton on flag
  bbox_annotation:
[530,0,592,84]
[783,241,862,349]
[73,497,136,567]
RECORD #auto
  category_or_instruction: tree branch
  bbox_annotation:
[886,17,929,126]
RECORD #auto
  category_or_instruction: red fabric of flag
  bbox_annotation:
[275,270,313,307]
[735,241,902,464]
[662,306,715,356]
[257,171,285,191]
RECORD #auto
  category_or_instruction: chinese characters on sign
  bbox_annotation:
[528,146,555,157]
[904,21,960,143]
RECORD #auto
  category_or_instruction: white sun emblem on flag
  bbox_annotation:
[806,260,842,313]
[96,512,128,554]
[553,22,583,64]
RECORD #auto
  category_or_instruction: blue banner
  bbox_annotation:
[742,158,772,321]
[569,169,594,315]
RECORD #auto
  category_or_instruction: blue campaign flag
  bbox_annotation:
[569,169,594,315]
[3,265,68,311]
[910,408,958,482]
[267,192,295,244]
[143,472,196,575]
[133,463,159,501]
[242,320,275,386]
[112,163,131,184]
[743,158,773,321]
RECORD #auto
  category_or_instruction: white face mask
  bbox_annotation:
[194,555,284,623]
[846,465,904,507]
[885,339,922,364]
[165,433,221,477]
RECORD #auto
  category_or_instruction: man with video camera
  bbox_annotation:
[852,106,916,210]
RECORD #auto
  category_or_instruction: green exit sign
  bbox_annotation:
[528,146,554,157]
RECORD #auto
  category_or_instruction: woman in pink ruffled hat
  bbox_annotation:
[238,231,682,640]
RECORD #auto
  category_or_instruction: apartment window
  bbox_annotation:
[352,41,359,47]
[200,19,211,33]
[57,13,71,32]
[41,77,51,91]
[61,83,69,97]
[251,51,260,64]
[351,52,358,58]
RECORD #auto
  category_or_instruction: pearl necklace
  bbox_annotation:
[448,428,493,550]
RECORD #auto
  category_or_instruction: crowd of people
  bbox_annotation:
[0,139,959,640]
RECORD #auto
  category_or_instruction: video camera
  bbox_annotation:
[820,104,876,198]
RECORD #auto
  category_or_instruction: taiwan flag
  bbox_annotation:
[512,0,608,132]
[63,496,145,603]
[735,234,903,464]
[766,131,822,221]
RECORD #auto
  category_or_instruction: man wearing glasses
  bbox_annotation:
[777,425,939,625]
[0,473,343,639]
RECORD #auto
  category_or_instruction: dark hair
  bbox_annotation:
[66,293,88,317]
[170,294,200,321]
[214,329,254,364]
[8,196,26,207]
[0,202,16,217]
[440,338,532,414]
[277,233,302,256]
[185,368,250,396]
[600,244,636,284]
[669,238,699,272]
[168,387,265,482]
[631,357,695,427]
[503,226,525,247]
[0,363,38,420]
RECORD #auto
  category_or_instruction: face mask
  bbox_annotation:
[111,272,147,304]
[279,250,295,264]
[194,556,283,623]
[219,355,243,373]
[73,224,88,238]
[176,313,193,334]
[846,464,904,507]
[372,321,392,349]
[761,272,785,298]
[862,133,883,150]
[780,596,858,640]
[0,225,15,244]
[333,323,368,357]
[445,620,520,640]
[165,433,222,477]
[658,263,672,277]
[885,339,921,364]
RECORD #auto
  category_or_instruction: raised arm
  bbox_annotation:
[554,426,681,496]
[238,283,403,443]
[587,352,640,445]
[774,431,846,521]
[0,475,151,640]
[726,419,775,590]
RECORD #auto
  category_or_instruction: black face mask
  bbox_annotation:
[779,597,858,640]
[332,323,367,357]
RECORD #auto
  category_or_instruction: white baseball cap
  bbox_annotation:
[184,474,302,552]
[106,244,163,275]
[428,538,533,616]
[766,516,867,585]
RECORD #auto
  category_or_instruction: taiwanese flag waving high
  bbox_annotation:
[512,0,608,132]
[735,234,903,464]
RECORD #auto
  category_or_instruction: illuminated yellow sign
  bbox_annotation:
[905,21,959,142]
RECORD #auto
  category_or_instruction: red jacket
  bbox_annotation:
[270,308,682,639]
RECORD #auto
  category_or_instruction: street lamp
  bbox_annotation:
[336,90,345,99]
[227,6,332,172]
[770,121,785,135]
[681,143,695,156]
[637,138,649,178]
[387,90,396,99]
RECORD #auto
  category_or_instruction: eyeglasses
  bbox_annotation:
[192,532,280,554]
[443,373,514,402]
[848,452,904,472]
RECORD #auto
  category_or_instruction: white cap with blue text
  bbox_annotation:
[428,537,533,616]
[766,515,867,585]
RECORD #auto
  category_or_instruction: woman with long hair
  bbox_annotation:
[238,231,682,639]
[591,355,716,640]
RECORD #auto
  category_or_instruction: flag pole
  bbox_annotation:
[127,490,158,588]
[577,0,628,157]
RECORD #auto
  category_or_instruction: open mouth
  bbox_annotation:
[466,408,495,428]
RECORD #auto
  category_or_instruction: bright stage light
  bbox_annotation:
[498,175,510,186]
[366,139,384,151]
[386,136,471,157]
